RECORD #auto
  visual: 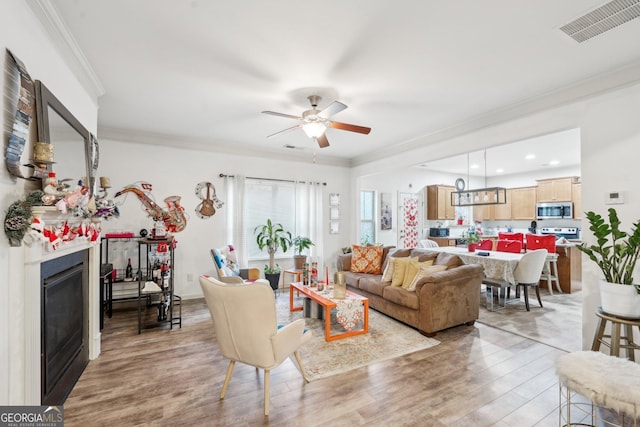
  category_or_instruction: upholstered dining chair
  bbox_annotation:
[419,239,439,248]
[477,239,494,251]
[498,232,524,244]
[526,233,562,294]
[496,239,523,253]
[512,249,548,311]
[199,275,312,415]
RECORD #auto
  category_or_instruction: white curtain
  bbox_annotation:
[295,181,324,262]
[225,174,247,267]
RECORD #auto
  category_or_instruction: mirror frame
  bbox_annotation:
[34,80,96,197]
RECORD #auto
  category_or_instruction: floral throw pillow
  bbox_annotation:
[350,245,384,274]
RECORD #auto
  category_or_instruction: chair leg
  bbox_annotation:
[264,369,270,416]
[292,350,309,383]
[534,285,543,308]
[522,284,530,311]
[220,360,235,399]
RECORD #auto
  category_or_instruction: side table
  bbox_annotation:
[282,269,303,292]
[591,307,640,360]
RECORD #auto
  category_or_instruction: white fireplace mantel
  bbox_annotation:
[9,238,101,405]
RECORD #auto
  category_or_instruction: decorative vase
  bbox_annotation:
[333,271,347,299]
[600,280,640,318]
[468,243,476,252]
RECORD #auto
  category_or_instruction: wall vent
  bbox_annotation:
[559,0,640,43]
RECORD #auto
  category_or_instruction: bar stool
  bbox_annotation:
[591,307,640,360]
[541,253,561,294]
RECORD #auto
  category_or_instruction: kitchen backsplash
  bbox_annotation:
[424,218,581,239]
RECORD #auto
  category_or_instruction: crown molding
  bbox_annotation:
[353,60,640,167]
[26,0,105,98]
[97,126,353,168]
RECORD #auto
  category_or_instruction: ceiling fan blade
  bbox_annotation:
[266,124,302,138]
[262,111,303,120]
[327,121,371,135]
[318,101,347,119]
[315,133,330,148]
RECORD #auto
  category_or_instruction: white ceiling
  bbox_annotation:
[48,0,640,169]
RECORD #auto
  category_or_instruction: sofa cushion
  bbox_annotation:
[343,272,370,289]
[350,245,384,274]
[383,286,419,310]
[407,264,448,291]
[381,249,413,282]
[357,276,389,297]
[402,258,435,289]
[391,257,416,287]
[380,245,398,272]
[435,252,464,268]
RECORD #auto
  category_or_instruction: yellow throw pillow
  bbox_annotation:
[402,259,435,289]
[407,265,448,291]
[350,245,384,274]
[381,257,396,282]
[391,257,416,287]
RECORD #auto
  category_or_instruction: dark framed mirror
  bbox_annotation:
[34,80,96,197]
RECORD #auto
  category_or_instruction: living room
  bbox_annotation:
[2,1,640,425]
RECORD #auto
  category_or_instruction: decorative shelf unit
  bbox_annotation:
[137,237,181,334]
[100,235,143,319]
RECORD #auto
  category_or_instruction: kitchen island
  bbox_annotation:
[549,242,582,293]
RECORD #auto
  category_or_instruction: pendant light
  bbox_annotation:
[451,149,507,207]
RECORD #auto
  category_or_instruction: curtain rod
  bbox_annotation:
[219,173,326,186]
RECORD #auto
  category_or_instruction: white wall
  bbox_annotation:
[1,1,98,404]
[98,138,352,298]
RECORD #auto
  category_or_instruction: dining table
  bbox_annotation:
[424,246,524,285]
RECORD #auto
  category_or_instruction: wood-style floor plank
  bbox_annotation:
[64,296,575,426]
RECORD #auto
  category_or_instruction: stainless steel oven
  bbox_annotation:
[536,202,573,219]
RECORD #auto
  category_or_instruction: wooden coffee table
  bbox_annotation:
[289,281,369,342]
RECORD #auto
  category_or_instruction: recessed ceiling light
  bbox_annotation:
[496,168,504,173]
[549,160,559,165]
[525,154,536,160]
[470,164,479,169]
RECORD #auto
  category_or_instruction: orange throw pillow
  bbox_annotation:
[350,245,384,274]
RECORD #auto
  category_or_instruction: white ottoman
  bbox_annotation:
[556,350,640,426]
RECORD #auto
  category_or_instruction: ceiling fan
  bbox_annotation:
[262,95,371,148]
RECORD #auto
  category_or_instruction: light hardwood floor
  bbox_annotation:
[64,295,573,426]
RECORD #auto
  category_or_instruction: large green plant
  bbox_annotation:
[576,208,640,292]
[254,219,292,274]
[292,235,314,256]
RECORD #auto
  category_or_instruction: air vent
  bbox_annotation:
[559,0,640,43]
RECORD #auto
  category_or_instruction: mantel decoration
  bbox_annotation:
[577,208,640,318]
[4,190,102,248]
[115,182,187,233]
[5,49,46,181]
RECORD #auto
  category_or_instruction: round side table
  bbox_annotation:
[591,307,640,360]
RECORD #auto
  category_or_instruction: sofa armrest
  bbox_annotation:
[336,254,352,272]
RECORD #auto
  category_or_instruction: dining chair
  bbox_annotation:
[512,249,548,311]
[525,233,561,294]
[419,239,439,248]
[498,232,524,244]
[477,239,494,251]
[199,275,312,415]
[496,239,523,253]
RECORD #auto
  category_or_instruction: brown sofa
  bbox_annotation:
[336,247,484,336]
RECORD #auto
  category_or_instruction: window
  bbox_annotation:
[245,179,296,260]
[360,190,375,244]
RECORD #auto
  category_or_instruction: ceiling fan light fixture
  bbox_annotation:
[302,121,326,138]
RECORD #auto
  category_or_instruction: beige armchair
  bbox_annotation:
[199,275,311,415]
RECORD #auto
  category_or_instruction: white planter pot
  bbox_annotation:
[600,280,640,319]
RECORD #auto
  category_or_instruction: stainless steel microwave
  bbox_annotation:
[536,202,573,219]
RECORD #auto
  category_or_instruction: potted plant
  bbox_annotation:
[576,208,640,318]
[461,230,481,252]
[292,236,314,270]
[254,219,292,290]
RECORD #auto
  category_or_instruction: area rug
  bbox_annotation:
[477,289,583,352]
[276,293,439,382]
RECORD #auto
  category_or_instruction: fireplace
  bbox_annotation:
[41,250,89,405]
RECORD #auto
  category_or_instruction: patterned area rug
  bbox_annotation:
[276,292,440,382]
[477,288,583,352]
